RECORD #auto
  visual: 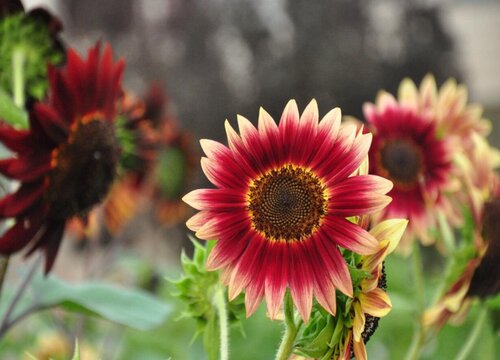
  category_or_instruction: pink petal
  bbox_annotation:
[278,100,300,163]
[328,175,393,216]
[200,157,248,189]
[185,211,212,232]
[182,189,246,211]
[264,240,289,319]
[323,217,379,255]
[295,99,319,165]
[206,229,250,270]
[228,233,267,300]
[288,241,314,322]
[313,230,353,296]
[257,107,281,167]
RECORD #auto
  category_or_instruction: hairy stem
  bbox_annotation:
[216,285,229,360]
[275,292,299,360]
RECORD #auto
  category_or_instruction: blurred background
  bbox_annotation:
[2,0,499,359]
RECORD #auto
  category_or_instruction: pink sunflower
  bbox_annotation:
[0,43,124,272]
[183,100,392,322]
[364,92,456,248]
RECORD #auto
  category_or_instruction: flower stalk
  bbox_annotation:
[215,284,229,360]
[454,307,488,360]
[275,292,300,360]
[405,242,426,360]
[12,48,25,108]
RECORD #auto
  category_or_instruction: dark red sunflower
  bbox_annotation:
[0,43,124,272]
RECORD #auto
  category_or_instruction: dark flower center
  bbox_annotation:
[46,115,119,220]
[379,139,423,187]
[247,164,327,242]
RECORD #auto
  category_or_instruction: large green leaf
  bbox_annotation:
[0,88,28,128]
[26,274,171,331]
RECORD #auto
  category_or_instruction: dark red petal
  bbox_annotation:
[32,103,69,143]
[47,64,75,122]
[0,181,46,217]
[41,222,65,273]
[0,206,47,254]
[0,154,51,182]
[0,124,32,153]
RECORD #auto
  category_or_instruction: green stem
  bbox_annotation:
[216,285,229,360]
[404,242,426,360]
[0,256,9,300]
[275,292,299,360]
[454,307,488,360]
[12,48,26,108]
[0,255,42,340]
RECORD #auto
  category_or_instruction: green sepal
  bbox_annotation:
[170,237,245,357]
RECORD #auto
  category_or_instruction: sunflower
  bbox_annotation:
[0,43,124,272]
[364,91,458,249]
[183,100,392,321]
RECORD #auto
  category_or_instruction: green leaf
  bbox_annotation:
[29,274,171,331]
[0,88,28,128]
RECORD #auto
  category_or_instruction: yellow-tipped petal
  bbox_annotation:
[369,218,408,254]
[398,78,419,110]
[359,288,392,318]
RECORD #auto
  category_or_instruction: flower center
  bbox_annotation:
[46,114,119,220]
[247,164,327,242]
[379,140,423,187]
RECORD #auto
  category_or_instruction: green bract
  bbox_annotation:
[0,12,63,101]
[171,238,244,360]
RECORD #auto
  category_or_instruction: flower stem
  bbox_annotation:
[0,255,42,340]
[405,242,426,360]
[0,256,9,300]
[275,292,299,360]
[454,307,488,360]
[216,284,229,360]
[12,48,26,108]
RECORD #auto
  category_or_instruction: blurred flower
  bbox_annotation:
[24,331,99,360]
[398,74,491,143]
[364,89,458,250]
[183,99,392,322]
[154,119,196,227]
[424,137,500,329]
[0,43,124,272]
[0,0,65,101]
